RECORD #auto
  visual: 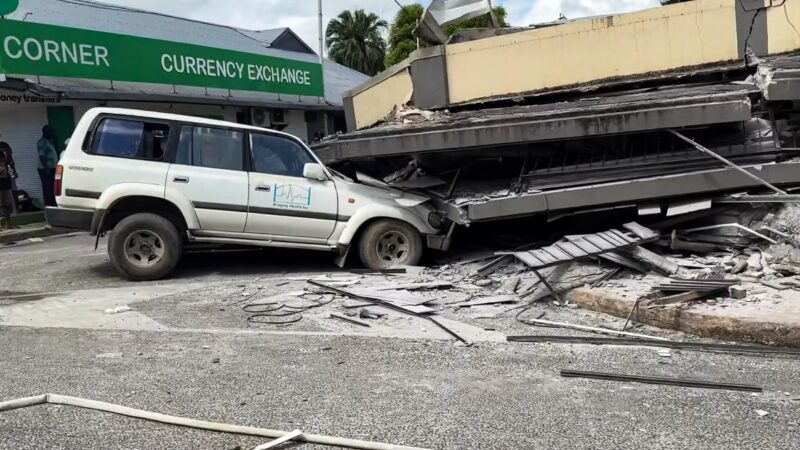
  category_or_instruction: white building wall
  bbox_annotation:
[282,110,310,143]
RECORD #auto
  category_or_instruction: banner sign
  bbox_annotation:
[0,19,324,97]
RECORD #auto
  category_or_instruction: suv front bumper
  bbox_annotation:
[45,207,94,231]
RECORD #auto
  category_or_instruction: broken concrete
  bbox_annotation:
[569,287,800,347]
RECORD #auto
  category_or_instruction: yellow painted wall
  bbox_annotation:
[767,0,800,54]
[445,0,739,104]
[350,68,413,129]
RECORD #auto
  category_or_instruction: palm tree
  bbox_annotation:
[326,9,388,76]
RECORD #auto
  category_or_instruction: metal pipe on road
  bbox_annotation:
[0,394,432,450]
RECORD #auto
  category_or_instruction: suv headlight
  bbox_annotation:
[427,211,444,228]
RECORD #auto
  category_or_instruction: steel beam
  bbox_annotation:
[451,162,800,224]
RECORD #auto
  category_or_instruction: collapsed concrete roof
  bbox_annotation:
[342,0,800,131]
[314,83,756,162]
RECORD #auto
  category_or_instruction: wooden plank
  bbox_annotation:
[585,235,617,251]
[570,238,603,254]
[515,252,545,268]
[531,250,558,265]
[541,246,573,261]
[554,242,586,258]
[623,222,657,240]
[646,290,719,307]
[598,231,627,246]
[626,246,681,275]
[598,252,650,273]
[610,229,637,244]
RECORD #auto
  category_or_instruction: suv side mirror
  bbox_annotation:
[303,163,328,181]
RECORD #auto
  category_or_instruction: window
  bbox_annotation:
[175,125,244,171]
[251,133,313,177]
[90,118,169,160]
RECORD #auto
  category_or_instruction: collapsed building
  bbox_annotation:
[312,0,800,234]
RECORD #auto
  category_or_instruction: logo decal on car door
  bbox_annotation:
[273,183,311,209]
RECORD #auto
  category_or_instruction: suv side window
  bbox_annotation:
[251,133,313,177]
[175,125,244,171]
[90,118,170,160]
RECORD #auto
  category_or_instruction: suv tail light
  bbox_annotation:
[54,165,63,197]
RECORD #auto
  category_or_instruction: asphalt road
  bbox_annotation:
[1,234,799,449]
[0,233,339,293]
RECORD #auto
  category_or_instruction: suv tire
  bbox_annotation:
[358,219,423,269]
[108,213,183,281]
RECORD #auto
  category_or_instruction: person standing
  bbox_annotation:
[37,125,59,207]
[0,142,18,199]
[0,147,15,229]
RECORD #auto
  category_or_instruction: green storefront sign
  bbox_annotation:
[0,19,324,97]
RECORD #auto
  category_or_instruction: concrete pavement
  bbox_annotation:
[1,234,799,449]
[2,327,799,450]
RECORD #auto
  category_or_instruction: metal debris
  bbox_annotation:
[561,369,763,392]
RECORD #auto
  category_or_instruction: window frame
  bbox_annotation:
[173,123,249,172]
[83,114,175,162]
[247,130,320,178]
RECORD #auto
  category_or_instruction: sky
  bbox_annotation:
[97,0,662,54]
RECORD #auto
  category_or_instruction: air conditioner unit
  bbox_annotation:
[251,108,269,127]
[270,109,287,126]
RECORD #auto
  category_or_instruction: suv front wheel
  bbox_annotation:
[358,219,423,269]
[108,213,183,281]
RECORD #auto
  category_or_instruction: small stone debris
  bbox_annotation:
[474,279,493,287]
[500,277,520,293]
[104,306,133,314]
[359,307,387,319]
[755,409,769,417]
[96,353,123,359]
[729,285,747,300]
[657,349,672,358]
[212,358,221,364]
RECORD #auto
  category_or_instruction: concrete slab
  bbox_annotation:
[568,286,800,347]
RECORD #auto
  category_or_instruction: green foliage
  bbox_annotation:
[386,4,426,67]
[443,6,508,37]
[382,4,511,69]
[326,9,388,76]
[386,40,419,67]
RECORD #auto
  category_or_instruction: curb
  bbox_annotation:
[0,226,76,245]
[567,288,800,347]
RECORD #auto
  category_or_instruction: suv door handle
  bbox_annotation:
[255,185,271,192]
[173,176,190,184]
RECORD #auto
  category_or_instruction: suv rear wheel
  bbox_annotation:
[358,219,423,269]
[108,213,183,281]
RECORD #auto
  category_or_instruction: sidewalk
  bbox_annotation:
[568,281,800,347]
[0,212,76,245]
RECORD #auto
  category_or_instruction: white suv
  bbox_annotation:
[46,108,447,280]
